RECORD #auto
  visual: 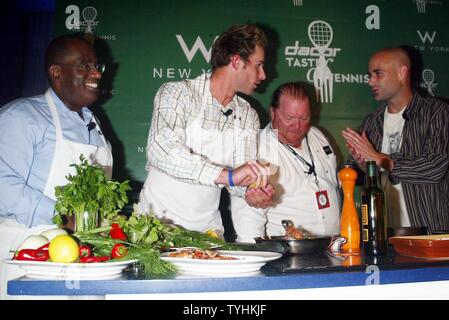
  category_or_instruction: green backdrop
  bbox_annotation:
[54,0,449,188]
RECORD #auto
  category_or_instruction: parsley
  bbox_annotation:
[53,154,131,231]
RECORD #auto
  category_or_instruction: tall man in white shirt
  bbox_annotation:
[138,24,274,234]
[0,34,112,298]
[232,82,341,242]
[342,47,449,231]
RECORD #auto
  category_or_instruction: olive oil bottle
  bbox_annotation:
[361,161,387,255]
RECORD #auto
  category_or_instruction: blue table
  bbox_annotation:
[8,250,449,299]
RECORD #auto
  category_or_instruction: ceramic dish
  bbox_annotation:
[390,234,449,259]
[160,250,281,275]
[4,259,138,279]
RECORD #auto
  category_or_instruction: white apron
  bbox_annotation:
[43,90,113,200]
[265,130,340,237]
[139,79,241,233]
[0,90,112,299]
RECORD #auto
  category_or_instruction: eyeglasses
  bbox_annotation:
[56,63,106,74]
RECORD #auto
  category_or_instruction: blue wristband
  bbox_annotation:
[228,169,234,187]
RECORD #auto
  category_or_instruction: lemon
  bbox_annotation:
[206,229,219,239]
[49,235,79,263]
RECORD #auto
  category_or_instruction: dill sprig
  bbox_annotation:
[162,228,239,251]
[124,246,177,278]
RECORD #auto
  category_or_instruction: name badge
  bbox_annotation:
[316,190,330,210]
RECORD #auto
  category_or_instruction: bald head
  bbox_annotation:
[368,47,413,110]
[45,34,101,112]
[371,47,411,82]
[45,35,93,83]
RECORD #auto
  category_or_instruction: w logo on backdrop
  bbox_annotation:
[308,20,335,103]
[421,69,437,96]
[176,35,218,63]
[417,30,436,44]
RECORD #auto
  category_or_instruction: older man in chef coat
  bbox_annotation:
[0,34,112,299]
[232,82,341,242]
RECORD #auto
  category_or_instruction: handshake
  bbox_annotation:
[215,161,274,209]
[215,160,271,188]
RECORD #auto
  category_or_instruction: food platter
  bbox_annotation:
[3,259,138,279]
[160,250,282,276]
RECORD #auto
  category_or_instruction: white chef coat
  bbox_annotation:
[232,125,341,242]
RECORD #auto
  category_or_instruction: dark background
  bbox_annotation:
[0,0,55,106]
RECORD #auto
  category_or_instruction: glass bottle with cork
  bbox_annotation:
[361,160,388,255]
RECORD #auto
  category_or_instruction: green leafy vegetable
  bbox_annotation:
[124,246,177,278]
[53,154,131,231]
[73,209,239,278]
[161,227,239,251]
[75,227,177,278]
[114,210,239,251]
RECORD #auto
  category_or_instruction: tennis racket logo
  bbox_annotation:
[308,20,334,103]
[421,69,437,96]
[65,5,100,33]
[82,7,97,33]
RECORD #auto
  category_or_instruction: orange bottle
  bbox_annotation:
[338,164,360,253]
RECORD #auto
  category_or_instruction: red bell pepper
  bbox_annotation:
[37,243,50,251]
[79,245,92,258]
[14,249,49,262]
[109,223,127,241]
[111,243,128,259]
[79,256,111,263]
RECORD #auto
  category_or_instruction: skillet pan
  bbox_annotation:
[254,236,332,255]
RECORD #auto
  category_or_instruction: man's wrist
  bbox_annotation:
[214,168,228,185]
[378,154,393,171]
[228,169,234,187]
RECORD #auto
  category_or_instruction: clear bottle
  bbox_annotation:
[361,161,388,255]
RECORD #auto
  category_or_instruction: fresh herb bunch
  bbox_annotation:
[53,154,131,229]
[161,227,239,251]
[114,212,166,246]
[114,210,239,251]
[123,246,177,278]
[73,210,239,278]
[75,228,177,278]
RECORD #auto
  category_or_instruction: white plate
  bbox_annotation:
[160,250,281,275]
[3,259,138,279]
